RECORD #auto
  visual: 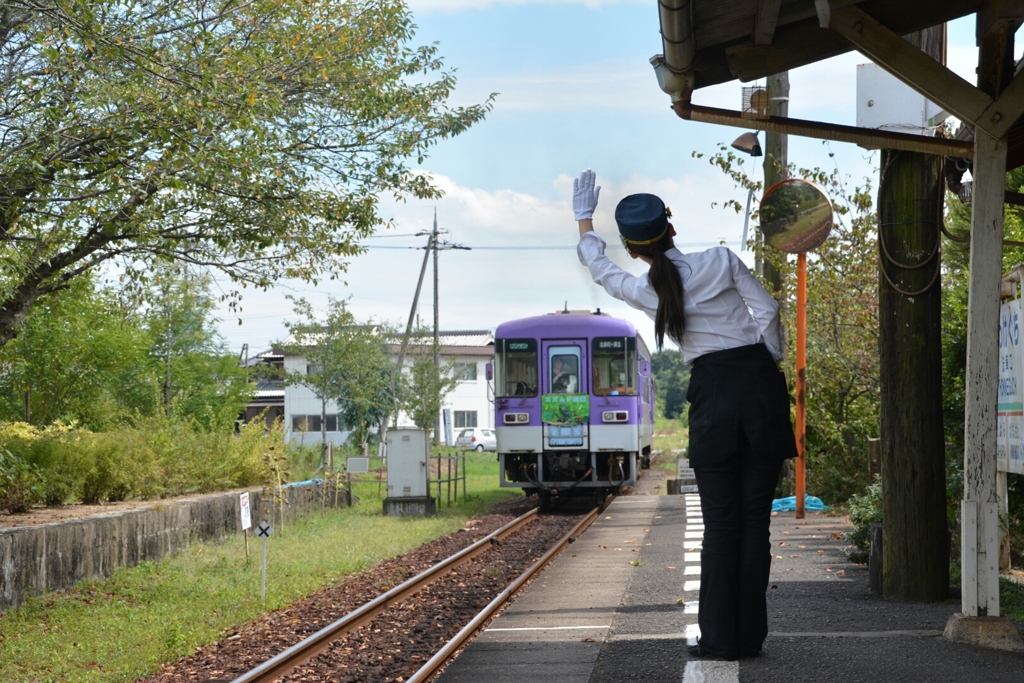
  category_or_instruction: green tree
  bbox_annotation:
[651,349,690,420]
[280,298,396,461]
[0,0,492,346]
[401,332,459,442]
[0,276,150,427]
[144,264,250,429]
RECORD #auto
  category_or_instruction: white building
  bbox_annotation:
[272,330,494,449]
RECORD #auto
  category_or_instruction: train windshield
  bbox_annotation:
[495,338,538,397]
[592,337,637,396]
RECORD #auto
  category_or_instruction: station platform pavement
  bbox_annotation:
[435,493,1024,683]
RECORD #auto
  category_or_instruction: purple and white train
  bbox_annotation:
[491,310,655,505]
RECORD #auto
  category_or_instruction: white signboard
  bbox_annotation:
[239,492,252,531]
[347,457,369,474]
[998,298,1024,475]
[677,458,695,480]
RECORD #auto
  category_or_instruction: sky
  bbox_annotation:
[212,2,1022,356]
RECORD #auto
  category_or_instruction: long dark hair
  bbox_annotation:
[625,228,684,350]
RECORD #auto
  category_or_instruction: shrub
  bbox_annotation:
[0,447,43,513]
[844,478,883,564]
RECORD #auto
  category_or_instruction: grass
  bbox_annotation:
[653,412,688,473]
[1001,577,1024,623]
[0,450,519,683]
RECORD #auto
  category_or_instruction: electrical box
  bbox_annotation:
[856,63,947,141]
[385,428,428,498]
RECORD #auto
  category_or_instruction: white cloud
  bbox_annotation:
[447,62,672,113]
[216,171,752,350]
[408,0,645,12]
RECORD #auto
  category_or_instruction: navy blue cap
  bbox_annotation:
[614,193,669,245]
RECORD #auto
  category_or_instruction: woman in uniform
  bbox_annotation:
[571,168,796,660]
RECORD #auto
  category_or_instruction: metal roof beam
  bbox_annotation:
[828,5,996,134]
[672,102,974,158]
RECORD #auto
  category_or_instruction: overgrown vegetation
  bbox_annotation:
[0,418,285,510]
[844,479,883,564]
[651,350,690,422]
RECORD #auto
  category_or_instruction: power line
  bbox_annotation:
[363,242,736,250]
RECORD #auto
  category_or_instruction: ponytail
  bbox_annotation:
[625,230,685,350]
[648,251,685,350]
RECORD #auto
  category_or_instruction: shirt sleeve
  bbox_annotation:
[729,249,784,359]
[577,231,660,318]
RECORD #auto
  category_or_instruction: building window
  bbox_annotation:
[454,410,478,428]
[453,362,477,381]
[292,414,338,432]
[306,364,322,375]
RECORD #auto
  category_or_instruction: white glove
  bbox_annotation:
[572,168,601,220]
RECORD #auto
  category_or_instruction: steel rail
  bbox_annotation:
[405,502,607,683]
[231,507,539,683]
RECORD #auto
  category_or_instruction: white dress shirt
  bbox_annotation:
[577,231,783,364]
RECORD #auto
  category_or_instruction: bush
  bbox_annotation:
[0,447,43,513]
[844,478,883,564]
[0,415,287,509]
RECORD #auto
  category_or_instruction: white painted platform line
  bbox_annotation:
[685,552,701,562]
[684,580,701,591]
[682,661,739,683]
[684,623,701,645]
[486,625,611,632]
[685,531,703,538]
[684,541,702,549]
[683,600,699,614]
[685,565,701,575]
[687,524,705,530]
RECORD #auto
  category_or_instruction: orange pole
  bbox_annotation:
[795,252,807,519]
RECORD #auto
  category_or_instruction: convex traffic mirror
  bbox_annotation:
[760,178,833,254]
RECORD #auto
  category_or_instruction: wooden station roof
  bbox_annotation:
[658,0,1024,169]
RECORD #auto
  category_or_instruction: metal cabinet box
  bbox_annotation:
[385,428,428,498]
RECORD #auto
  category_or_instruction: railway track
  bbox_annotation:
[229,501,605,683]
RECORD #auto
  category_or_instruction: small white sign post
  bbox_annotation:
[256,521,272,601]
[239,493,252,564]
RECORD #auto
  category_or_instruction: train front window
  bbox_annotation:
[592,337,637,396]
[495,339,538,397]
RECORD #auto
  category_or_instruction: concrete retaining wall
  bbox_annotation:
[0,482,348,613]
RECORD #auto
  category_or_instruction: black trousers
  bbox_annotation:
[693,432,782,658]
[686,343,794,658]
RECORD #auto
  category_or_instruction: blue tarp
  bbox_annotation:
[772,495,829,512]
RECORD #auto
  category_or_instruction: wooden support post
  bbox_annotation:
[962,128,1008,617]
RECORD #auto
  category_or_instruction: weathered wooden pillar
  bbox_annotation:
[961,127,1007,617]
[877,145,948,602]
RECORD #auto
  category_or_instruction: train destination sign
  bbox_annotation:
[542,393,590,426]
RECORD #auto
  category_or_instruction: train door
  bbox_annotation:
[541,340,588,449]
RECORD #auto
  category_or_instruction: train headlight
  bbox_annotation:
[602,411,629,422]
[504,413,529,424]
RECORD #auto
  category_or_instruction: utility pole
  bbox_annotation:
[877,25,948,602]
[389,212,469,445]
[432,209,441,444]
[761,71,789,291]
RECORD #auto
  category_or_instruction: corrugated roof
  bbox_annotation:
[278,329,494,352]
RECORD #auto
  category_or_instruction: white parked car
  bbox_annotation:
[456,427,496,451]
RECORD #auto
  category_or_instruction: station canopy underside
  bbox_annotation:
[670,0,1024,170]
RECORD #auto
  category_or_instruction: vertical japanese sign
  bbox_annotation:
[998,298,1024,474]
